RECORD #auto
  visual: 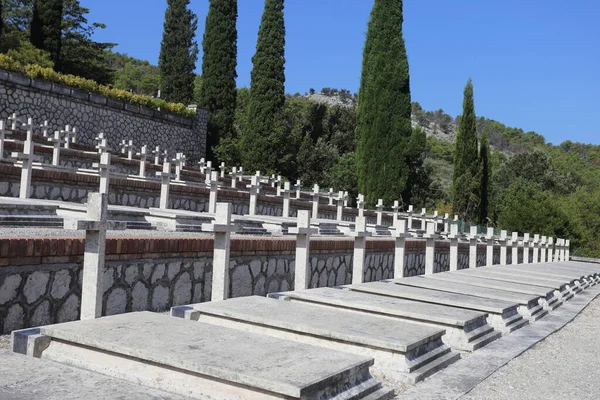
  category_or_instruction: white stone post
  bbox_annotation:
[229,167,239,189]
[357,194,365,218]
[208,171,219,214]
[560,239,567,261]
[336,191,344,221]
[343,191,349,207]
[220,162,226,178]
[376,199,383,225]
[449,221,460,271]
[276,176,283,196]
[290,211,318,291]
[392,201,400,226]
[92,152,113,195]
[393,219,409,278]
[328,188,334,206]
[469,226,478,269]
[47,130,63,166]
[62,125,75,149]
[40,120,50,137]
[7,113,19,130]
[11,118,39,199]
[407,205,414,230]
[282,181,291,218]
[547,237,554,263]
[511,232,519,264]
[0,120,13,161]
[95,132,108,154]
[204,162,213,184]
[136,145,148,177]
[351,216,371,285]
[420,208,427,231]
[443,214,450,235]
[555,238,563,262]
[565,239,570,261]
[486,227,495,267]
[198,157,206,173]
[500,230,508,265]
[238,166,244,182]
[424,222,437,275]
[156,161,173,210]
[311,184,320,219]
[172,152,184,181]
[202,203,236,302]
[523,233,530,264]
[294,180,302,199]
[120,139,134,160]
[540,236,547,263]
[247,175,260,216]
[152,146,161,165]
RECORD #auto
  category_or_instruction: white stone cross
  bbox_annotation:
[351,216,372,285]
[290,210,318,291]
[0,120,13,161]
[136,145,148,177]
[120,139,134,160]
[420,208,427,231]
[499,230,508,265]
[95,132,108,154]
[204,161,213,184]
[11,118,41,199]
[532,234,540,263]
[62,125,76,149]
[238,166,244,182]
[202,203,236,301]
[208,171,219,214]
[220,162,226,178]
[311,184,320,220]
[554,238,562,262]
[547,237,554,263]
[247,175,260,216]
[393,219,409,278]
[328,188,334,206]
[407,205,414,231]
[282,181,291,218]
[448,221,460,272]
[343,191,349,207]
[356,194,365,218]
[40,120,50,137]
[423,222,437,275]
[270,174,277,188]
[522,233,530,264]
[276,176,283,196]
[485,227,495,267]
[79,193,126,320]
[336,191,345,221]
[181,154,187,167]
[8,113,20,130]
[92,151,115,195]
[230,167,239,189]
[295,179,302,199]
[152,146,162,165]
[443,213,450,234]
[172,152,184,181]
[468,226,479,269]
[565,239,570,261]
[376,199,384,225]
[47,130,64,166]
[392,200,400,226]
[156,161,173,210]
[540,236,547,263]
[511,232,519,265]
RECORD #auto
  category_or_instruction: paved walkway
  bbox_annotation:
[463,294,600,399]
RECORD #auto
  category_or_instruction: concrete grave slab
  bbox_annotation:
[12,312,392,400]
[0,350,188,400]
[541,262,600,283]
[498,264,591,290]
[345,282,528,334]
[172,296,460,384]
[267,287,500,352]
[391,276,547,322]
[428,272,562,311]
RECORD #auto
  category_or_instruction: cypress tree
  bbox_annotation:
[478,130,491,224]
[198,0,238,162]
[30,0,63,67]
[452,79,480,220]
[239,0,286,172]
[0,1,4,37]
[159,0,199,105]
[355,0,414,206]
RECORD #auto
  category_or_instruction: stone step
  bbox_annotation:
[362,386,396,400]
[0,215,64,228]
[468,329,503,352]
[175,224,204,233]
[268,287,497,352]
[409,350,462,384]
[13,312,386,400]
[115,220,156,231]
[346,282,527,335]
[172,296,458,385]
[393,276,547,322]
[502,311,530,334]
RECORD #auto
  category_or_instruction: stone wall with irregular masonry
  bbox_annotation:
[0,69,208,161]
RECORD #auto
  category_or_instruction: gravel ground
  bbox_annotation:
[463,295,600,400]
[0,335,10,350]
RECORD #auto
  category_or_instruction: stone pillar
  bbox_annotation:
[282,181,291,218]
[351,216,371,285]
[511,232,519,265]
[547,237,555,263]
[220,162,226,178]
[485,227,495,267]
[328,188,334,206]
[344,191,349,207]
[295,179,302,199]
[523,233,530,264]
[540,236,547,263]
[392,201,400,226]
[565,239,570,261]
[156,161,173,210]
[290,211,318,291]
[136,145,148,177]
[393,219,409,278]
[357,194,365,218]
[424,222,437,275]
[532,234,540,263]
[336,191,344,221]
[311,184,320,220]
[469,226,478,269]
[0,120,13,161]
[420,208,427,231]
[202,203,236,302]
[247,175,260,216]
[407,205,414,231]
[443,214,450,235]
[449,221,459,272]
[500,230,508,265]
[376,199,383,226]
[208,171,219,214]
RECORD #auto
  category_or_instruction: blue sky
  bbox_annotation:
[81,0,600,145]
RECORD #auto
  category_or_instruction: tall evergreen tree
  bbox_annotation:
[198,0,238,162]
[30,0,63,66]
[355,0,416,206]
[159,0,199,105]
[478,130,491,224]
[239,0,285,172]
[452,79,480,220]
[0,1,4,37]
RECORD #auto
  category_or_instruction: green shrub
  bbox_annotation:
[0,54,195,118]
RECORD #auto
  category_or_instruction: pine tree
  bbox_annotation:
[159,0,199,105]
[239,0,286,172]
[355,0,416,206]
[452,79,480,220]
[478,130,491,224]
[198,0,238,162]
[30,0,63,67]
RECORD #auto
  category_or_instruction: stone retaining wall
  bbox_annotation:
[0,69,208,162]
